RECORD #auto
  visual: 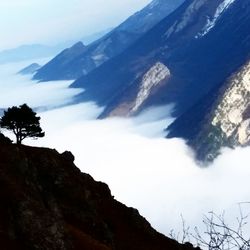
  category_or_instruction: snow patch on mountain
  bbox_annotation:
[148,0,160,9]
[196,0,237,38]
[165,0,206,38]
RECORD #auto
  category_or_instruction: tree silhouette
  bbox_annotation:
[0,104,45,144]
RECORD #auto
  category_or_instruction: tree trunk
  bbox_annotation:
[16,135,22,144]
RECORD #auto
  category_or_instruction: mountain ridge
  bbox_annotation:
[33,0,185,81]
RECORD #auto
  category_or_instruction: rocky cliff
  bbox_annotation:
[210,61,250,145]
[167,60,250,162]
[99,62,171,118]
[193,61,250,161]
[0,136,198,250]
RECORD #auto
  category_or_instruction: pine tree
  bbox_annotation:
[0,104,45,144]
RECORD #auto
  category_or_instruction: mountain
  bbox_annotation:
[0,135,198,250]
[33,0,185,81]
[34,42,86,81]
[167,60,250,162]
[19,63,41,75]
[0,44,67,64]
[161,0,250,162]
[72,0,249,120]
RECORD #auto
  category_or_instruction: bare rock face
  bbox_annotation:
[211,61,250,144]
[0,142,198,250]
[99,62,171,118]
[193,60,250,161]
[168,60,250,162]
[61,151,75,162]
[131,62,170,113]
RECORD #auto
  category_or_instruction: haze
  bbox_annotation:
[0,0,151,50]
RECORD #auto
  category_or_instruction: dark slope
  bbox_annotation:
[166,83,225,161]
[0,138,199,250]
[33,42,86,81]
[72,0,250,118]
[33,0,185,81]
[167,59,250,162]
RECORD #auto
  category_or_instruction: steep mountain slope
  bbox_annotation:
[0,137,199,250]
[167,60,250,162]
[34,42,86,81]
[72,0,249,118]
[33,0,185,81]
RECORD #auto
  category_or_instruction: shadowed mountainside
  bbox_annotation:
[33,0,184,81]
[72,0,249,119]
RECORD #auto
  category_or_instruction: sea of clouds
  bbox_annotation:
[1,60,250,244]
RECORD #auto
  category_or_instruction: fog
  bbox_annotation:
[1,61,250,243]
[0,59,83,109]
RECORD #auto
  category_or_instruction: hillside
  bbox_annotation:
[167,60,250,162]
[0,135,199,250]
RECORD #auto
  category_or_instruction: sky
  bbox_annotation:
[1,60,250,247]
[0,0,151,50]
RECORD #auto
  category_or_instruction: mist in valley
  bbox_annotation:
[1,61,250,242]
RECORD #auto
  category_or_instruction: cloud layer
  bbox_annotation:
[1,61,250,243]
[0,59,83,109]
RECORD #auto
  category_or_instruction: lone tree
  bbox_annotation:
[0,104,45,144]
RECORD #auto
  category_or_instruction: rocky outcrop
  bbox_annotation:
[194,61,250,161]
[211,61,250,141]
[131,62,170,113]
[0,142,198,250]
[167,60,250,162]
[100,62,171,118]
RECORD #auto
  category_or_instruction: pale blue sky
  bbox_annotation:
[0,0,151,50]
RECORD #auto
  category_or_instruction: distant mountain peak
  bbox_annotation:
[18,63,41,75]
[71,41,85,49]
